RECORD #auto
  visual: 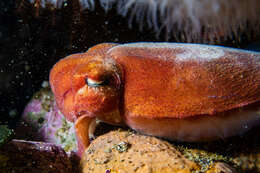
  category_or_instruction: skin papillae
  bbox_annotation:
[49,43,260,156]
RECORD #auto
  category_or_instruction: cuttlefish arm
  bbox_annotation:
[50,43,120,156]
[74,114,95,156]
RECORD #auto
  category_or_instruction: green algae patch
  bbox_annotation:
[54,117,77,153]
[177,146,232,173]
[0,125,14,172]
[0,125,14,148]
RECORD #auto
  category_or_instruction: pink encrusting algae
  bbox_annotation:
[26,0,260,42]
[18,85,77,153]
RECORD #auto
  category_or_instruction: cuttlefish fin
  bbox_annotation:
[75,115,96,157]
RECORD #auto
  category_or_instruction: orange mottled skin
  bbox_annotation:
[50,43,260,156]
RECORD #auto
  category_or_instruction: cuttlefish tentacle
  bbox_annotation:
[50,42,260,156]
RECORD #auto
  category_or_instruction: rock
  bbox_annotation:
[233,153,260,173]
[81,130,200,173]
[0,139,80,173]
[206,162,237,173]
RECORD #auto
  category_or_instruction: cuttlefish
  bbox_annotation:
[50,43,260,156]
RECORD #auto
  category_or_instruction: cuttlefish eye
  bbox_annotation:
[85,76,110,87]
[72,59,122,92]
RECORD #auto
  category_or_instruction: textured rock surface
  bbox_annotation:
[0,139,80,173]
[81,130,200,173]
[206,162,237,173]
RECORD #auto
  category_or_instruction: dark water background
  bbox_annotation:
[0,0,156,127]
[0,0,260,128]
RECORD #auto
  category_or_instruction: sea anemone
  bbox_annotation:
[23,0,260,42]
